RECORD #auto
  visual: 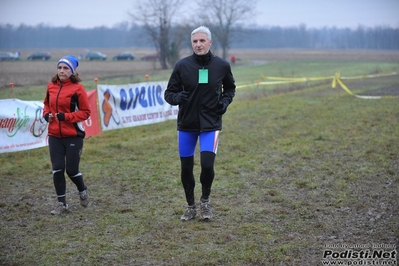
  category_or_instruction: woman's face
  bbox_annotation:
[57,63,72,81]
[191,32,212,56]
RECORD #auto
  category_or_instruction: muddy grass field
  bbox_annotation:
[0,49,398,265]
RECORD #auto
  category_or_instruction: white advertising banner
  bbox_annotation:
[0,93,101,154]
[96,81,178,131]
[0,99,48,153]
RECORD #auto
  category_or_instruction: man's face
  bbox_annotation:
[191,32,212,55]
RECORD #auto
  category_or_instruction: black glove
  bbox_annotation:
[175,91,190,104]
[216,101,228,115]
[44,113,50,122]
[56,113,65,121]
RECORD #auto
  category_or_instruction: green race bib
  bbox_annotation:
[198,69,208,84]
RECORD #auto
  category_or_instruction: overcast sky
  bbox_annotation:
[1,0,398,29]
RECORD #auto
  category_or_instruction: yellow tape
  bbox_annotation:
[332,72,398,99]
[237,72,397,98]
[261,74,333,81]
[338,72,398,80]
[331,76,336,88]
[236,79,306,89]
[334,76,354,95]
[236,83,260,89]
[236,71,398,99]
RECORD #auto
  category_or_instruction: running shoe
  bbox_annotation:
[79,190,89,207]
[51,202,68,215]
[199,199,213,220]
[181,205,197,221]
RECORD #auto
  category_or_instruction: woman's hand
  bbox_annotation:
[45,113,54,122]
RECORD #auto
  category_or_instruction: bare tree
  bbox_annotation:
[130,0,186,69]
[199,0,258,59]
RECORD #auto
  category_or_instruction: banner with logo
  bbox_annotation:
[85,90,101,137]
[96,82,178,131]
[0,92,101,153]
[1,83,178,153]
[0,99,49,153]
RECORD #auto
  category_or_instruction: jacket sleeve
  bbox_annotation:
[164,65,182,106]
[65,86,91,123]
[220,64,236,105]
[42,86,51,118]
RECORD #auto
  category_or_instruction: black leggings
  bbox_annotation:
[48,136,86,201]
[180,151,216,206]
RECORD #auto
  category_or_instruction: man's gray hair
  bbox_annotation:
[191,26,212,41]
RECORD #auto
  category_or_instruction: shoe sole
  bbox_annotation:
[200,209,212,220]
[200,213,212,220]
[181,216,196,221]
[50,205,68,215]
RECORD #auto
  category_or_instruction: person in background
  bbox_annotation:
[230,55,236,64]
[164,26,236,221]
[43,55,91,215]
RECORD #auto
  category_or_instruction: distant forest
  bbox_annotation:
[1,23,398,50]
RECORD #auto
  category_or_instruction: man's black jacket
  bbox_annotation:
[164,51,236,132]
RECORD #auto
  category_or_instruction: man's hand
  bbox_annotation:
[175,91,190,104]
[216,101,228,115]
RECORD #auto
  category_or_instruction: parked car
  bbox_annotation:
[0,52,20,61]
[86,51,107,60]
[113,52,135,61]
[27,52,51,60]
[141,52,160,61]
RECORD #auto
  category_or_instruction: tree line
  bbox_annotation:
[1,23,398,51]
[2,0,399,71]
